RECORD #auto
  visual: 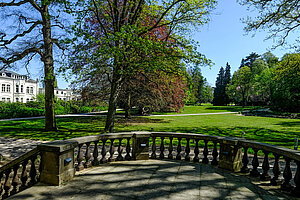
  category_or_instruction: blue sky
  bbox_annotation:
[195,1,292,86]
[14,0,294,88]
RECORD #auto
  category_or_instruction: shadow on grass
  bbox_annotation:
[0,116,298,149]
[276,121,300,127]
[204,106,263,112]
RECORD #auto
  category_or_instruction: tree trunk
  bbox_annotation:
[105,72,122,132]
[125,92,131,119]
[42,4,57,131]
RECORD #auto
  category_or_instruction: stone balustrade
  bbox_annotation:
[0,148,41,199]
[1,131,300,199]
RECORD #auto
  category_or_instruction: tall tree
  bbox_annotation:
[67,0,216,132]
[189,67,204,104]
[224,62,231,104]
[213,66,225,106]
[0,0,67,130]
[227,66,252,106]
[239,0,300,49]
[240,52,260,70]
[272,53,300,112]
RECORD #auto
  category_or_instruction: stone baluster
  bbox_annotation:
[281,157,293,191]
[160,137,165,159]
[202,140,209,164]
[38,155,42,181]
[29,155,37,185]
[250,148,260,177]
[92,140,100,166]
[108,139,115,162]
[84,142,92,168]
[76,144,84,171]
[292,161,300,197]
[185,138,190,161]
[3,168,11,198]
[0,171,3,197]
[11,164,20,194]
[193,139,200,162]
[116,138,124,161]
[241,147,249,173]
[168,137,173,159]
[176,138,182,160]
[100,139,107,164]
[211,141,218,166]
[125,138,132,161]
[20,159,28,189]
[271,153,282,186]
[151,136,157,159]
[260,151,271,181]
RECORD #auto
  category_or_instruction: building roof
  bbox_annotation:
[0,70,37,82]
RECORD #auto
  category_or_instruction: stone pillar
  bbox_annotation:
[38,140,78,186]
[218,138,242,172]
[132,132,150,160]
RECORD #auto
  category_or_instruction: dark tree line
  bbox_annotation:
[213,62,231,106]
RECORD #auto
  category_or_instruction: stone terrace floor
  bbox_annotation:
[8,160,299,200]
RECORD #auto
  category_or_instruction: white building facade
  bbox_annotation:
[0,71,39,103]
[39,88,81,101]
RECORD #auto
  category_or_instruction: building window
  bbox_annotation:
[16,84,19,93]
[30,87,33,94]
[61,91,63,94]
[21,98,23,103]
[7,85,10,93]
[1,98,5,101]
[2,84,5,92]
[26,98,29,102]
[26,87,30,94]
[16,98,19,102]
[30,98,33,101]
[21,85,23,93]
[7,98,10,102]
[56,91,59,94]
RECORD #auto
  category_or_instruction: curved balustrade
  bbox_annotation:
[1,131,300,199]
[0,148,41,199]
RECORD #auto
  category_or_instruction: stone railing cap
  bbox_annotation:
[38,140,78,153]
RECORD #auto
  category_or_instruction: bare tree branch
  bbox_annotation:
[0,21,42,46]
[0,47,43,65]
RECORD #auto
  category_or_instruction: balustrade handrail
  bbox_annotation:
[0,148,39,173]
[62,131,300,162]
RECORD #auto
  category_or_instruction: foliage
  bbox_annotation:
[227,66,252,106]
[63,0,217,131]
[213,63,231,106]
[272,53,300,112]
[0,102,44,119]
[240,52,260,70]
[0,99,108,119]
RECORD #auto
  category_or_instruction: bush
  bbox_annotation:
[0,102,44,119]
[0,100,108,119]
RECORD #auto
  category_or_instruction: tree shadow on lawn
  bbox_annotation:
[148,126,298,148]
[0,116,166,141]
[276,121,300,127]
[204,106,262,112]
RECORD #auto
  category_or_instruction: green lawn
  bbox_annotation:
[0,112,299,149]
[151,104,264,115]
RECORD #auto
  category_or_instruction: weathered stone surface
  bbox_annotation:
[8,160,297,200]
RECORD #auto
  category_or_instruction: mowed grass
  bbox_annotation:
[0,112,299,149]
[151,104,264,115]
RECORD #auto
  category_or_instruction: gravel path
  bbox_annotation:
[0,137,45,167]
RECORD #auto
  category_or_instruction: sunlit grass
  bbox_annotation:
[0,112,299,150]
